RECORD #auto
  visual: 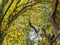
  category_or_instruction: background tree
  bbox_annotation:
[0,0,60,45]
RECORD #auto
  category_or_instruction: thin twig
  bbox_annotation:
[28,18,38,33]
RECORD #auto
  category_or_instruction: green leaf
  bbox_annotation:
[40,26,45,32]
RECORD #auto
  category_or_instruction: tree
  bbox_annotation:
[0,0,40,45]
[28,0,60,45]
[0,0,60,45]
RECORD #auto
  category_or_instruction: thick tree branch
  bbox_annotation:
[8,2,40,24]
[0,0,14,32]
[0,0,14,23]
[44,0,59,45]
[0,0,21,31]
[51,0,59,32]
[8,0,21,23]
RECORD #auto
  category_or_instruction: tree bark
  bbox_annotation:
[56,30,60,45]
[50,0,60,45]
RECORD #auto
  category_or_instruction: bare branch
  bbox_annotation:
[28,18,38,33]
[8,0,21,22]
[51,0,59,32]
[0,0,14,23]
[44,0,59,44]
[8,2,40,24]
[52,34,60,42]
[8,1,32,19]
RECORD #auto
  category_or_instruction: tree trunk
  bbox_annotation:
[50,0,60,45]
[56,30,60,45]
